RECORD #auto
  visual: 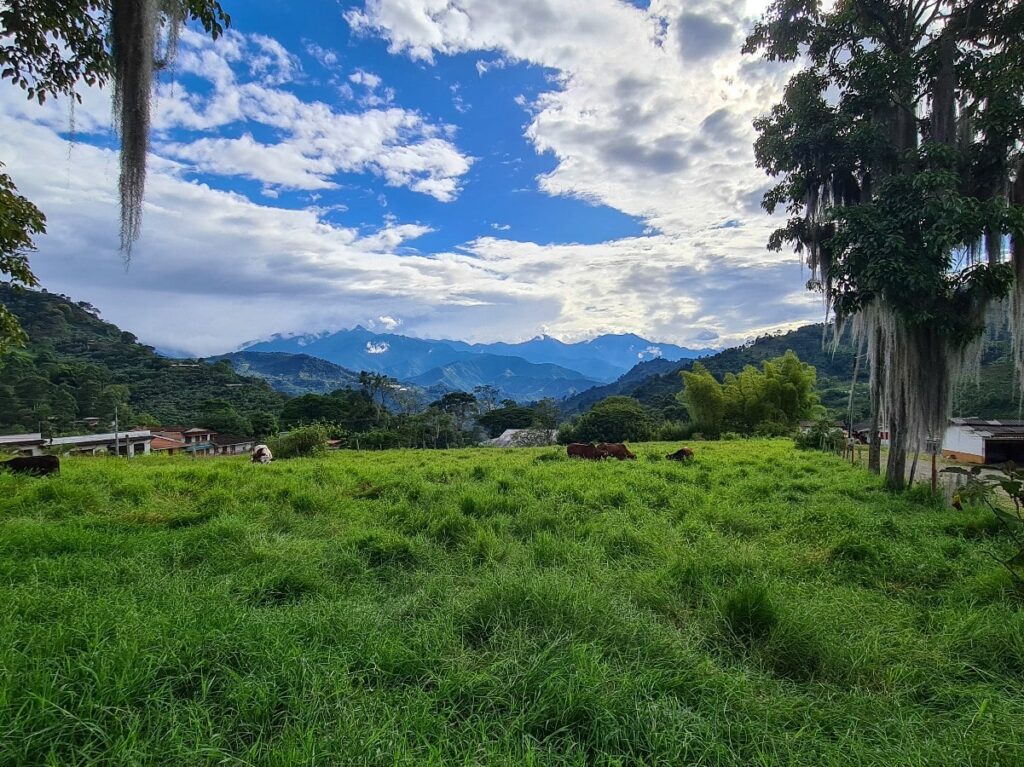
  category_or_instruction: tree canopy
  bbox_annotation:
[679,352,820,436]
[745,0,1024,487]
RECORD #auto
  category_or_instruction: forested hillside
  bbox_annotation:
[562,324,1018,421]
[209,351,362,396]
[0,287,285,433]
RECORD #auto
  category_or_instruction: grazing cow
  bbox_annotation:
[666,447,694,462]
[1,455,60,476]
[251,444,273,464]
[598,442,636,461]
[566,442,606,460]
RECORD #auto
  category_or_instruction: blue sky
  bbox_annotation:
[0,0,819,355]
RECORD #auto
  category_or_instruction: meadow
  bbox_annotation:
[1,441,1022,766]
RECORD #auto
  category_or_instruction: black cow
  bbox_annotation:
[1,455,60,476]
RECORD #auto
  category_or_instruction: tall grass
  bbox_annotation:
[1,441,1022,765]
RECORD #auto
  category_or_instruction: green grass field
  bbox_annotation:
[1,441,1022,766]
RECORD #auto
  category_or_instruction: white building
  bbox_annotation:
[942,418,1024,464]
[0,431,153,457]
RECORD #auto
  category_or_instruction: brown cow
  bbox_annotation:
[598,442,636,460]
[666,447,694,462]
[566,442,606,460]
[1,455,60,476]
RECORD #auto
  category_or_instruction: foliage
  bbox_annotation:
[563,396,655,443]
[0,286,284,432]
[0,167,45,351]
[944,462,1024,590]
[1,441,1022,763]
[795,419,846,454]
[745,0,1024,489]
[197,398,250,436]
[279,389,375,432]
[477,404,537,438]
[268,423,329,459]
[679,351,820,437]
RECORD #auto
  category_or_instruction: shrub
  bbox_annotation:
[794,419,845,453]
[656,421,695,441]
[268,424,329,459]
[754,420,790,437]
[352,429,401,450]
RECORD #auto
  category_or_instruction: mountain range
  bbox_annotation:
[240,326,711,384]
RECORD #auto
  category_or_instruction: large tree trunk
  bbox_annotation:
[885,389,908,491]
[868,326,883,474]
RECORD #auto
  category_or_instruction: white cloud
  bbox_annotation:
[366,341,391,354]
[42,28,475,202]
[491,223,511,231]
[347,0,795,235]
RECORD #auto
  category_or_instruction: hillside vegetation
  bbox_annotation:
[0,287,285,432]
[563,324,1018,421]
[1,442,1021,765]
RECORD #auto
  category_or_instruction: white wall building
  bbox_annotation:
[943,419,1024,464]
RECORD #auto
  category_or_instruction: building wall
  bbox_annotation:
[942,425,986,463]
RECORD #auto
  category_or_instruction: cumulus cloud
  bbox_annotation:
[347,0,792,235]
[126,29,471,201]
[366,341,391,354]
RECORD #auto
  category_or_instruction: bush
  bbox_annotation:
[268,424,329,459]
[656,421,695,441]
[351,429,401,450]
[754,420,790,437]
[794,419,845,453]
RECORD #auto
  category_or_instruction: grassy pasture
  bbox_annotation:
[1,440,1022,766]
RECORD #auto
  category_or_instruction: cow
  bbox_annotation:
[666,447,694,462]
[1,455,60,476]
[251,444,273,464]
[566,442,606,460]
[598,442,636,460]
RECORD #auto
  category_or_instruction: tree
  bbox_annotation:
[530,398,560,429]
[679,363,725,435]
[0,1,231,347]
[477,404,536,438]
[431,391,477,432]
[197,398,250,436]
[570,396,655,443]
[249,411,278,440]
[746,0,1024,489]
[680,353,820,436]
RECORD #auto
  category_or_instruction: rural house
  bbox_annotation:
[212,434,255,455]
[942,418,1024,464]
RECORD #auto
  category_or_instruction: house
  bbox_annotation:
[212,434,255,455]
[942,418,1024,464]
[852,421,891,446]
[49,430,153,456]
[0,430,152,456]
[150,435,187,455]
[0,433,47,456]
[153,426,217,456]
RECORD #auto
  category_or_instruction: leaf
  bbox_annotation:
[991,507,1024,530]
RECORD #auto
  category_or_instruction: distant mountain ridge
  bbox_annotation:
[240,326,713,383]
[209,351,362,396]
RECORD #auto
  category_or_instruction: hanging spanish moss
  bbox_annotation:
[849,304,984,487]
[110,0,186,260]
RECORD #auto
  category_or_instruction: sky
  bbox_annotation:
[0,0,822,356]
